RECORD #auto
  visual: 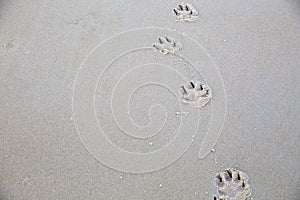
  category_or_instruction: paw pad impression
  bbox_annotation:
[181,81,212,109]
[153,36,183,55]
[173,3,199,22]
[213,168,251,200]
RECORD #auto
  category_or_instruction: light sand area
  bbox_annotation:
[0,0,299,199]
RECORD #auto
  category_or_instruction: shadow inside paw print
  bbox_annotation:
[153,36,183,55]
[213,168,251,200]
[173,3,199,22]
[181,80,212,109]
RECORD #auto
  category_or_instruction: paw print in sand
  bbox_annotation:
[173,3,199,22]
[153,36,183,55]
[212,195,228,200]
[213,168,251,200]
[181,81,212,109]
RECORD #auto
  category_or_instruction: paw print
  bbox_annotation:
[213,168,251,200]
[153,36,183,55]
[181,81,212,109]
[173,3,199,22]
[213,195,228,200]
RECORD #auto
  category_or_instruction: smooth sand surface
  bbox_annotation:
[0,0,299,199]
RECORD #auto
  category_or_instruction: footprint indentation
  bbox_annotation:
[181,80,212,109]
[173,3,199,22]
[152,36,183,55]
[213,168,251,200]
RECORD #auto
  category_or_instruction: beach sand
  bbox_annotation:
[0,0,299,199]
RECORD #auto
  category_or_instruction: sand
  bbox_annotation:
[0,0,299,199]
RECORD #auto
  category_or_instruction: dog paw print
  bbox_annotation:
[173,3,199,22]
[181,81,212,109]
[153,36,183,55]
[212,195,228,200]
[213,168,251,200]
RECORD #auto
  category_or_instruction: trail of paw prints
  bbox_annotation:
[181,80,212,109]
[173,3,199,22]
[73,27,226,172]
[152,36,183,55]
[213,168,252,200]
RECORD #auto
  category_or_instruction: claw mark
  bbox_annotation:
[173,3,199,22]
[226,169,233,179]
[237,173,241,181]
[153,36,183,55]
[213,168,251,200]
[181,80,212,109]
[213,195,227,200]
